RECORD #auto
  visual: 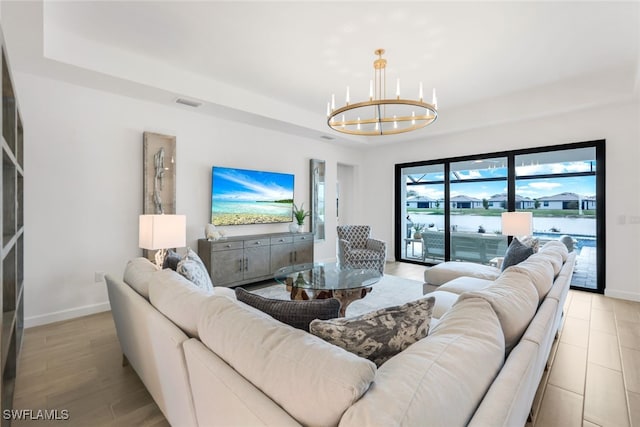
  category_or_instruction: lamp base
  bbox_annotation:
[154,248,168,268]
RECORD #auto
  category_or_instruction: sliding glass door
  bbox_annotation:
[514,146,600,290]
[395,140,605,293]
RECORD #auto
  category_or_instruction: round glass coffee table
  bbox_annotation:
[274,262,382,316]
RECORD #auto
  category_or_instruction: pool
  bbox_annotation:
[533,232,596,250]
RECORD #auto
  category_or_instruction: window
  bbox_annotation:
[395,140,605,293]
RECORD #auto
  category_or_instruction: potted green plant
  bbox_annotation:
[412,223,425,239]
[293,203,310,231]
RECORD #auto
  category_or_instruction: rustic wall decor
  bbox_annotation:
[143,132,176,258]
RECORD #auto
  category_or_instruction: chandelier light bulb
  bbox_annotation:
[331,94,336,111]
[419,82,424,101]
[412,111,416,125]
[393,115,398,129]
[432,88,437,109]
[326,102,330,117]
[369,80,373,100]
[346,86,350,105]
[341,114,345,128]
[357,117,361,131]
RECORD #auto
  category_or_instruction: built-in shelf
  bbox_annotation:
[0,34,24,423]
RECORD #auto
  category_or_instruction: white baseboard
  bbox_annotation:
[604,289,640,302]
[25,301,111,328]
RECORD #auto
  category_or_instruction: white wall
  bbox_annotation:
[17,72,363,326]
[361,100,640,301]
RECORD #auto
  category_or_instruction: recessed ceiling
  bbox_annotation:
[2,1,639,145]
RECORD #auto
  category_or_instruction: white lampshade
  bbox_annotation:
[501,212,533,237]
[139,215,186,250]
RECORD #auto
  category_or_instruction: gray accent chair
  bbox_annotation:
[337,225,386,274]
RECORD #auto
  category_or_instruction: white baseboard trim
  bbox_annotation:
[604,289,640,302]
[25,301,111,328]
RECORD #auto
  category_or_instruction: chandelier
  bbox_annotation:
[327,49,438,136]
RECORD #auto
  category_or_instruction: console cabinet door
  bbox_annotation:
[244,245,271,280]
[210,248,244,286]
[270,243,292,273]
[293,234,314,264]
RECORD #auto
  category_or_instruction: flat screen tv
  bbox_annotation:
[211,166,295,226]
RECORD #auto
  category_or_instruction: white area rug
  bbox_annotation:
[250,274,429,317]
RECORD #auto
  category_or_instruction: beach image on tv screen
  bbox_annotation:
[211,167,294,225]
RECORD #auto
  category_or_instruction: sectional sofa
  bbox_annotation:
[106,239,574,426]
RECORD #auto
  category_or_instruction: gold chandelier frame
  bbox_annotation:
[327,49,438,136]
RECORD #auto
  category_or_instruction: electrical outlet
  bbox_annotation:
[94,271,105,283]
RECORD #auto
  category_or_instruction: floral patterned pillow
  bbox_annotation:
[309,296,435,366]
[177,248,214,292]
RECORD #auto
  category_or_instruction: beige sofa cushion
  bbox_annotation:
[198,295,376,427]
[539,240,569,261]
[123,257,159,299]
[424,262,500,286]
[458,269,538,354]
[429,290,460,319]
[506,257,555,303]
[528,252,562,276]
[149,269,213,338]
[439,276,494,295]
[340,297,505,427]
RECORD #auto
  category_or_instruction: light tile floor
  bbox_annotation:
[528,288,637,426]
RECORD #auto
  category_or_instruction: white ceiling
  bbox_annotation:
[2,1,639,145]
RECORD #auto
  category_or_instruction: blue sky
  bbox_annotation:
[212,167,294,202]
[408,161,596,200]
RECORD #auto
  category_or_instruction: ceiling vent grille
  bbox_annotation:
[175,98,202,108]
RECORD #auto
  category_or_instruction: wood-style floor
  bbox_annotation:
[12,262,640,426]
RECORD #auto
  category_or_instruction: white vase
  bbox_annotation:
[289,223,299,233]
[297,223,304,232]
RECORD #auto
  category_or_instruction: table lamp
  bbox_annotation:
[501,212,533,241]
[139,214,186,267]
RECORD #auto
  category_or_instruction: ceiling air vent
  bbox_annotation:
[175,98,202,108]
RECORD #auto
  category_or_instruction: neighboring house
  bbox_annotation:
[406,195,436,209]
[583,195,596,210]
[450,195,482,209]
[537,192,587,210]
[487,193,535,209]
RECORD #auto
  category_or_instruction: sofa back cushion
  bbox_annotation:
[506,257,556,303]
[340,297,504,427]
[198,295,376,427]
[149,269,212,338]
[123,257,159,299]
[528,251,563,276]
[459,269,538,354]
[539,240,569,261]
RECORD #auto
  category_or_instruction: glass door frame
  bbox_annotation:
[394,139,605,294]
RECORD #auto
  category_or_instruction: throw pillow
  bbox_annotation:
[177,248,214,292]
[162,249,181,271]
[309,296,435,366]
[520,236,540,253]
[501,238,534,271]
[235,288,340,332]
